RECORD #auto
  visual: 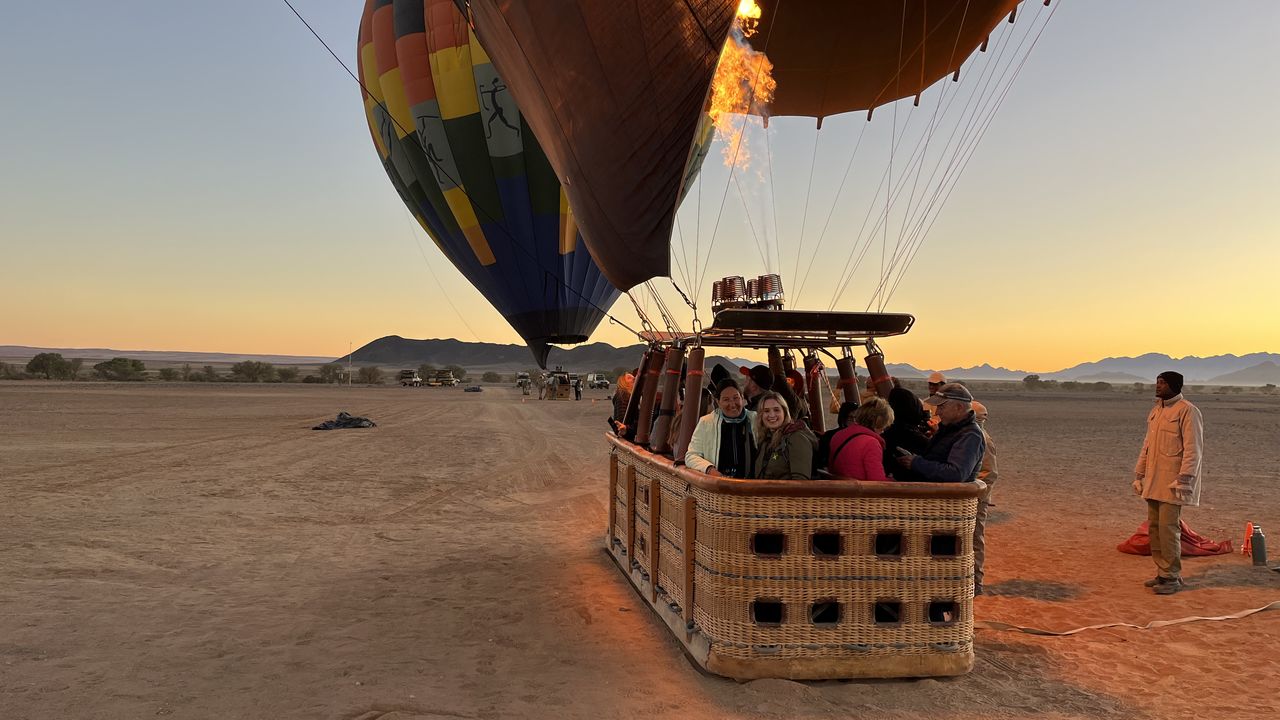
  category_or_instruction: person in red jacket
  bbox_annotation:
[827,397,895,481]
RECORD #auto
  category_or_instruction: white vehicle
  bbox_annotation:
[585,373,610,389]
[398,370,422,387]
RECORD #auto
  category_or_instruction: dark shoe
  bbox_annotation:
[1143,576,1166,588]
[1153,578,1184,595]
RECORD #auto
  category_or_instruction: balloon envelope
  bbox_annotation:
[358,0,621,366]
[460,0,1022,290]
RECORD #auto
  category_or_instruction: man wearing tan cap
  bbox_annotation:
[895,382,988,593]
[922,371,946,432]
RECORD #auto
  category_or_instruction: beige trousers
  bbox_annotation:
[1146,499,1183,579]
[973,478,994,591]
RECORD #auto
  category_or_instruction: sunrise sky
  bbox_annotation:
[3,1,1277,371]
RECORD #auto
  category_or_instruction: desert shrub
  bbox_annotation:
[357,366,383,384]
[26,352,77,380]
[158,368,180,381]
[301,375,320,384]
[481,371,502,383]
[0,362,22,379]
[94,357,146,381]
[202,365,219,381]
[230,361,275,382]
[180,363,193,381]
[319,364,343,384]
[276,367,300,383]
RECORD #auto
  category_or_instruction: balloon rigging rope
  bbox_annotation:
[400,210,483,343]
[282,0,647,341]
[976,599,1280,637]
[881,0,1059,308]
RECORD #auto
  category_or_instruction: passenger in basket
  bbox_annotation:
[752,391,818,480]
[815,401,860,473]
[684,378,758,479]
[969,399,999,594]
[894,383,986,484]
[827,397,895,481]
[882,386,931,480]
[742,364,806,420]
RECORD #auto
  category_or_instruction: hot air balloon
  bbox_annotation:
[458,0,1052,682]
[357,0,621,367]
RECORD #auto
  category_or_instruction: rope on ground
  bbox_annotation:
[975,600,1280,637]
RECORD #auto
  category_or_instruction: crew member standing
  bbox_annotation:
[1133,371,1203,595]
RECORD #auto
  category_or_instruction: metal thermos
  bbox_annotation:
[1251,525,1267,566]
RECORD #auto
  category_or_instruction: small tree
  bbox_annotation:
[418,363,436,378]
[202,365,219,382]
[357,366,383,384]
[27,352,74,380]
[94,357,146,381]
[0,362,19,379]
[1021,374,1041,389]
[158,368,180,381]
[319,364,343,384]
[481,371,502,383]
[230,361,276,383]
[276,367,300,383]
[67,358,83,380]
[180,363,194,381]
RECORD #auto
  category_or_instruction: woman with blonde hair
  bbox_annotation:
[752,391,818,480]
[827,396,895,481]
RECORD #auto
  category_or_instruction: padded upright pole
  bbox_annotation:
[621,349,653,441]
[835,355,860,405]
[633,349,664,446]
[671,347,705,464]
[864,352,894,399]
[803,353,826,435]
[650,345,687,454]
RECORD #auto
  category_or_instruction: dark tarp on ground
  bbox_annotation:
[312,412,377,431]
[1117,520,1234,557]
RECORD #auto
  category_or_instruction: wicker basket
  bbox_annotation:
[606,434,983,680]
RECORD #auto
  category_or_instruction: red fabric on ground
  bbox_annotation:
[1117,520,1234,556]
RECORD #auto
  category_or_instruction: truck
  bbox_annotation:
[426,370,459,387]
[585,373,610,390]
[398,369,422,387]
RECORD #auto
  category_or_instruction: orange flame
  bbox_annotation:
[708,2,775,169]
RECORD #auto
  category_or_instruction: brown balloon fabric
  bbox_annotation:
[749,0,1021,120]
[460,0,738,290]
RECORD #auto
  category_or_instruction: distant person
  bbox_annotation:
[827,397,894,481]
[923,371,946,432]
[882,387,931,480]
[752,391,817,480]
[816,401,860,473]
[574,377,582,401]
[547,373,559,400]
[685,379,757,478]
[1133,371,1203,595]
[970,399,999,593]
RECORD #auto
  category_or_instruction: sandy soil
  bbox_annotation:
[2,382,1278,719]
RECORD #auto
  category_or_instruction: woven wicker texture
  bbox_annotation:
[609,442,977,669]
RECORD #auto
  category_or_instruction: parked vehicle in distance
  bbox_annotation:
[464,385,483,393]
[398,370,422,387]
[426,370,459,387]
[585,373,610,389]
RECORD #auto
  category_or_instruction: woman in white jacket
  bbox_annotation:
[684,378,758,478]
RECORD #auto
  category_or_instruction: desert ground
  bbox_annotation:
[2,381,1277,719]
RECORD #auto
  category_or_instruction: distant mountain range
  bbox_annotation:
[7,340,1279,385]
